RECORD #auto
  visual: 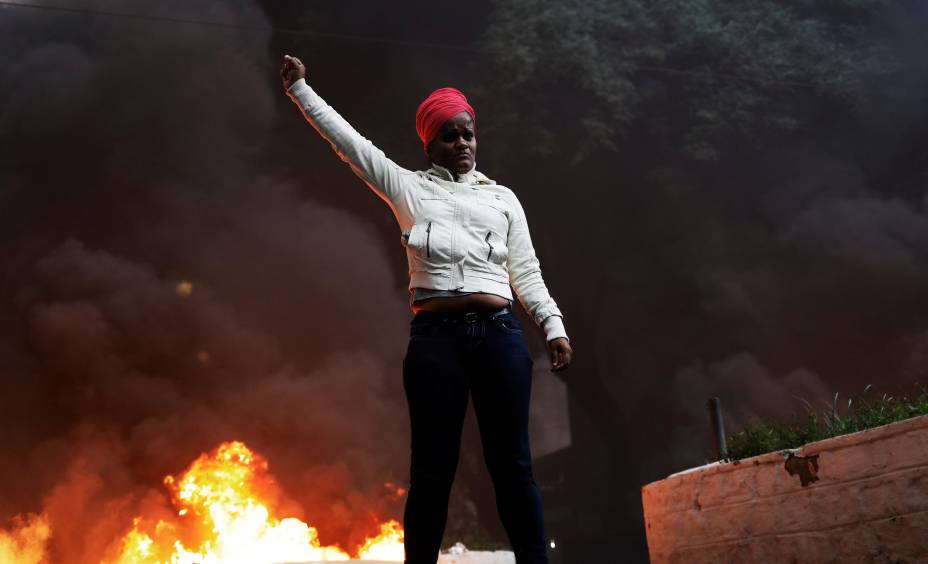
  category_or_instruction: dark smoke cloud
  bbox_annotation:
[0,0,414,559]
[626,143,928,476]
[668,353,829,470]
[482,5,928,552]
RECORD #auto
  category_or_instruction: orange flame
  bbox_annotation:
[0,513,50,564]
[356,521,404,561]
[110,441,404,563]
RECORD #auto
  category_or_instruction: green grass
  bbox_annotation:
[726,386,928,460]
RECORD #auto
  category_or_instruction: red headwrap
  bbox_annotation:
[415,87,476,149]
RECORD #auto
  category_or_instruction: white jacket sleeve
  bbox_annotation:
[507,197,568,342]
[286,78,409,208]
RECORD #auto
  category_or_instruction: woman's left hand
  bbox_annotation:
[548,337,572,372]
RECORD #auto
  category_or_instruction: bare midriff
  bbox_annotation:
[412,292,510,314]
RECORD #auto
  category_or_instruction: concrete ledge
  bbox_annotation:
[642,415,928,563]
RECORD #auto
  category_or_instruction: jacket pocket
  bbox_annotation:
[484,230,508,264]
[402,221,435,259]
[426,221,432,257]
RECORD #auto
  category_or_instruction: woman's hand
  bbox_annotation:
[548,337,572,372]
[280,54,306,91]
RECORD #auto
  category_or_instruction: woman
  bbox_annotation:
[280,54,572,564]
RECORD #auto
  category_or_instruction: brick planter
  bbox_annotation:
[641,415,928,563]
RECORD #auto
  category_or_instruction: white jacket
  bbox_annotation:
[287,79,567,342]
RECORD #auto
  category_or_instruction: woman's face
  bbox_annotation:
[427,111,477,175]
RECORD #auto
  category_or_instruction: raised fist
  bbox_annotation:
[280,54,306,91]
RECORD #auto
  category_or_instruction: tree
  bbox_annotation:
[481,0,893,163]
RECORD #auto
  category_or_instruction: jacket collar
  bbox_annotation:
[427,162,496,185]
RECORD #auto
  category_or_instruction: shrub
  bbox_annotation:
[726,386,928,460]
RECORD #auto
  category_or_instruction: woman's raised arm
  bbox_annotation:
[280,55,410,208]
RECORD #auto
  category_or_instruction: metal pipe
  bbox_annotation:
[707,397,728,461]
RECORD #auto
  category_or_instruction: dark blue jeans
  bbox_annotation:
[402,307,548,564]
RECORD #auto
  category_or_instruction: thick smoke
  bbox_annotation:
[668,353,829,469]
[0,0,412,559]
[466,3,928,555]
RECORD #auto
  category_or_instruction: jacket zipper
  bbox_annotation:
[426,222,432,258]
[485,231,494,260]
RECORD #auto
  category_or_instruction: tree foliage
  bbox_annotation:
[481,0,894,162]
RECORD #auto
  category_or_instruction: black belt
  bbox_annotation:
[416,305,511,324]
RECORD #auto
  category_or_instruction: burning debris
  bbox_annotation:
[2,441,405,563]
[113,441,405,563]
[0,237,412,562]
[0,441,519,563]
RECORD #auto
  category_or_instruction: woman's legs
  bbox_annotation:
[401,310,548,564]
[402,322,470,564]
[471,314,548,564]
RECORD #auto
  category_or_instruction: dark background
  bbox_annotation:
[2,1,928,562]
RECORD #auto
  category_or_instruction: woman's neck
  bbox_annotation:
[429,162,476,183]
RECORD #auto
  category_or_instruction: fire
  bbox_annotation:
[356,521,404,561]
[0,513,50,564]
[110,441,404,563]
